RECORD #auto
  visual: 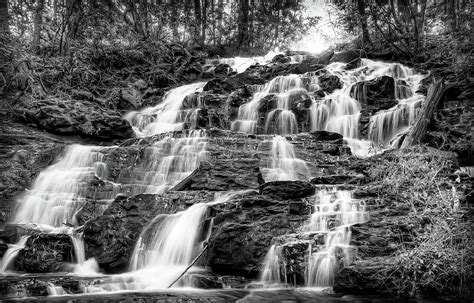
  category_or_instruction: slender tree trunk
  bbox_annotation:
[194,0,202,44]
[237,0,249,49]
[32,0,45,53]
[0,0,9,36]
[357,0,371,45]
[201,0,208,45]
[217,0,223,45]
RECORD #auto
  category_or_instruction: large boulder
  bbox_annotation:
[206,192,309,278]
[259,180,315,200]
[350,76,398,113]
[17,98,135,140]
[15,234,73,273]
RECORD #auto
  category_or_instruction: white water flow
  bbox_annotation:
[139,130,208,194]
[46,282,67,296]
[124,82,207,137]
[230,59,425,156]
[12,145,108,227]
[84,191,249,292]
[231,75,304,135]
[306,190,368,286]
[260,245,287,285]
[261,136,310,182]
[311,60,425,155]
[0,236,29,273]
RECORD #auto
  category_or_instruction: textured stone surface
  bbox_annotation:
[16,234,73,273]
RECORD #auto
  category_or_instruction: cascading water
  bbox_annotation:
[139,130,208,194]
[0,236,29,272]
[12,145,107,228]
[231,75,305,135]
[261,135,310,182]
[46,283,66,296]
[231,58,425,156]
[85,191,249,292]
[260,245,286,285]
[305,189,368,286]
[124,82,207,137]
[257,189,368,288]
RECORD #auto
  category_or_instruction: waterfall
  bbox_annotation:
[260,245,286,285]
[124,82,207,137]
[139,130,208,194]
[261,136,310,182]
[129,203,209,272]
[231,75,305,135]
[306,190,368,286]
[0,236,29,273]
[12,145,106,228]
[46,282,66,296]
[230,58,425,156]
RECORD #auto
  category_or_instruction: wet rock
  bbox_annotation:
[330,49,367,64]
[350,75,398,113]
[259,180,315,200]
[174,160,264,191]
[272,54,291,64]
[207,193,307,278]
[311,174,366,185]
[0,239,7,257]
[16,234,73,273]
[333,263,386,295]
[17,99,135,140]
[318,74,343,93]
[310,131,343,141]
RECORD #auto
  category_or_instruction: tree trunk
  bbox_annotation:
[217,0,223,45]
[357,0,371,45]
[32,0,45,53]
[194,0,202,44]
[201,0,208,45]
[237,0,249,49]
[0,0,9,36]
[401,79,446,148]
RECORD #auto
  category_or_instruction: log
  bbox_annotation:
[167,243,209,288]
[400,78,446,148]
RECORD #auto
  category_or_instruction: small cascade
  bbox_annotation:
[231,58,426,156]
[306,190,368,287]
[139,130,208,194]
[260,245,286,285]
[0,236,29,273]
[231,75,305,135]
[124,82,207,136]
[129,203,209,272]
[46,282,66,296]
[12,145,107,227]
[69,233,87,269]
[84,191,251,292]
[261,136,310,182]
